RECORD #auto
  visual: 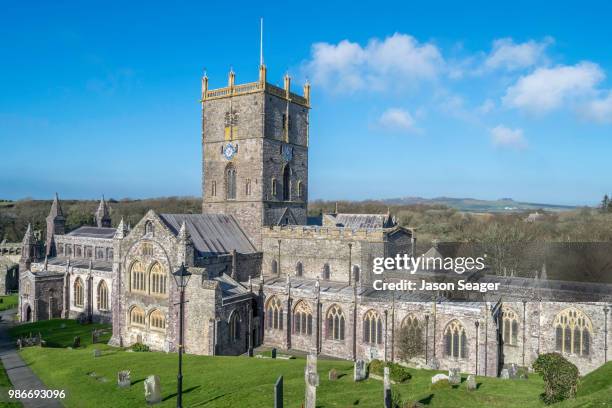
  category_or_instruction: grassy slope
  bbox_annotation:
[0,295,18,312]
[0,357,22,407]
[8,320,611,408]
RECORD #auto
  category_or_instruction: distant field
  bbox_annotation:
[0,295,18,312]
[384,197,578,213]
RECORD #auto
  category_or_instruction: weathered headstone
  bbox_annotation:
[328,369,338,381]
[72,336,81,348]
[466,374,477,391]
[93,348,101,358]
[144,375,162,404]
[304,354,319,408]
[117,370,131,388]
[271,348,277,359]
[16,339,22,350]
[354,359,366,381]
[427,357,440,370]
[509,364,519,379]
[383,367,391,408]
[500,368,510,379]
[274,375,283,408]
[431,373,449,384]
[448,368,460,385]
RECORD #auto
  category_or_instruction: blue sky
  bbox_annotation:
[1,1,612,206]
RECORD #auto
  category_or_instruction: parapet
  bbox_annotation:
[200,65,310,108]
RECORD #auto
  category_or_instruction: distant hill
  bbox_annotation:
[383,196,578,213]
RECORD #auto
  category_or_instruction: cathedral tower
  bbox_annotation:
[95,196,112,228]
[201,65,310,248]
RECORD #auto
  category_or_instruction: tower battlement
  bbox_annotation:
[200,65,310,108]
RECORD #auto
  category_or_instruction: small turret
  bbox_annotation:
[45,193,65,257]
[113,218,129,239]
[20,223,37,269]
[94,196,112,228]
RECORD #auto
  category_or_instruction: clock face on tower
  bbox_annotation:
[281,144,293,162]
[223,143,237,160]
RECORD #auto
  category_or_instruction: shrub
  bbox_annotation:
[368,359,412,383]
[430,379,450,390]
[533,353,578,404]
[397,324,424,361]
[131,342,150,352]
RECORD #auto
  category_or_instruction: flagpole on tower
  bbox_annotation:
[260,17,264,66]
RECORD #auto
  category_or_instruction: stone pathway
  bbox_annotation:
[0,309,63,408]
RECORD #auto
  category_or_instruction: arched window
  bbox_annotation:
[149,262,167,296]
[266,296,283,330]
[293,301,313,336]
[352,265,360,283]
[144,221,154,235]
[271,259,278,275]
[226,163,236,200]
[76,246,82,257]
[363,310,383,345]
[150,309,165,330]
[502,307,519,346]
[444,320,467,359]
[245,179,251,196]
[229,311,241,341]
[74,277,84,307]
[211,181,217,197]
[297,181,304,200]
[271,179,277,198]
[97,280,109,311]
[322,264,330,280]
[554,308,592,356]
[130,306,145,326]
[23,281,31,297]
[326,304,345,341]
[282,165,291,201]
[295,262,303,277]
[130,261,146,293]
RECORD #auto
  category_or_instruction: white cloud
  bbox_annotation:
[503,62,604,114]
[477,98,495,114]
[485,37,552,71]
[378,108,418,133]
[491,125,527,149]
[582,92,612,123]
[304,33,443,93]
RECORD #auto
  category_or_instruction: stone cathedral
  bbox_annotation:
[17,64,612,376]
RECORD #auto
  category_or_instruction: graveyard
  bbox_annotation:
[8,319,612,407]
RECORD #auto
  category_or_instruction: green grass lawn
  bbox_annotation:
[0,295,18,312]
[9,320,612,408]
[0,357,22,407]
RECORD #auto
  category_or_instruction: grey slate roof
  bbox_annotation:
[67,226,116,239]
[323,213,394,229]
[158,213,256,256]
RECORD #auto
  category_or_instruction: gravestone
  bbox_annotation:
[466,374,477,391]
[117,370,131,388]
[144,375,162,404]
[271,348,277,359]
[354,359,366,381]
[448,368,461,385]
[431,373,449,384]
[304,354,319,408]
[509,364,519,379]
[328,369,338,381]
[383,367,391,408]
[427,357,440,370]
[72,336,81,348]
[274,375,283,408]
[500,368,510,379]
[93,349,101,358]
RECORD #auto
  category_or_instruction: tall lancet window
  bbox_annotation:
[282,165,291,201]
[225,163,236,200]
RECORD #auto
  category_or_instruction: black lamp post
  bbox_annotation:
[173,263,192,408]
